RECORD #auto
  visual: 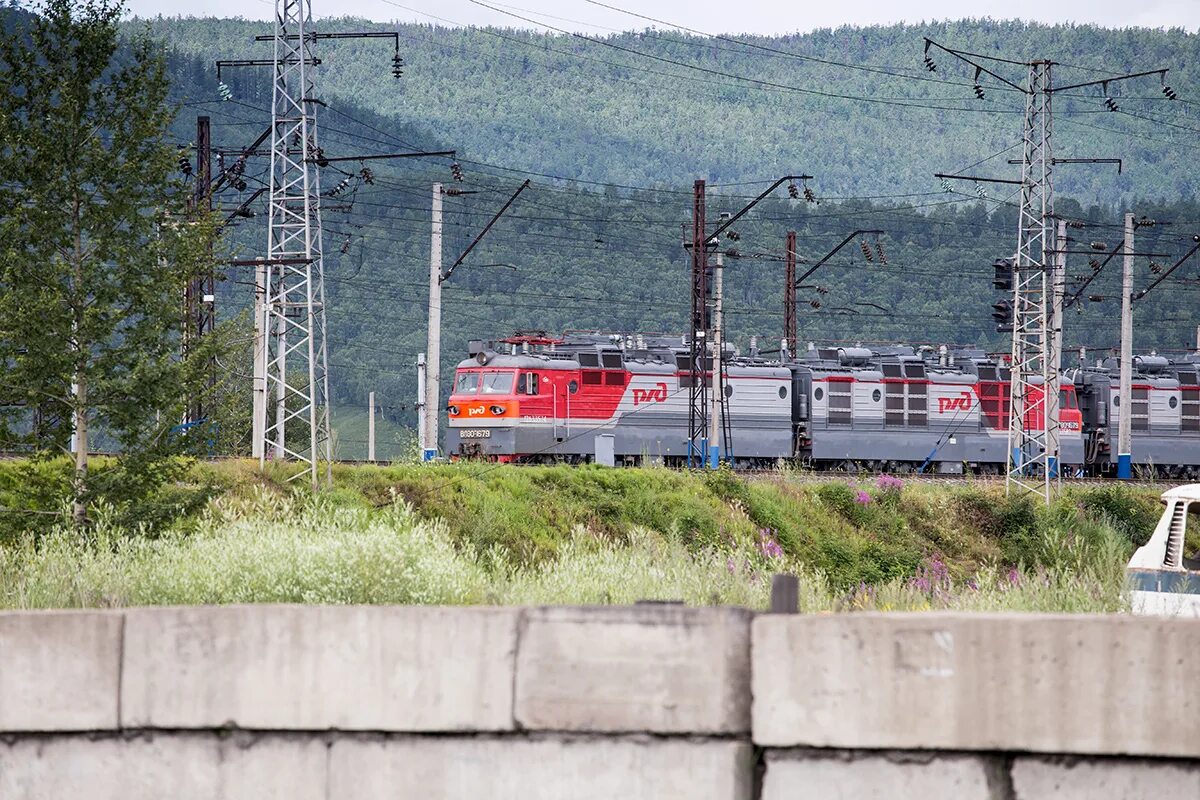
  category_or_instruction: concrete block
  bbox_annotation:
[752,612,1200,757]
[0,733,326,800]
[1012,756,1200,799]
[121,605,518,731]
[515,605,751,733]
[761,751,999,800]
[329,735,752,800]
[0,610,122,731]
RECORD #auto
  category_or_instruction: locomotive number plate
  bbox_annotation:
[460,429,491,439]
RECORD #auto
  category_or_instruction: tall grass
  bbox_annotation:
[0,488,1130,613]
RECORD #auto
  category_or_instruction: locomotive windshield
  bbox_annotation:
[454,371,479,394]
[479,371,515,395]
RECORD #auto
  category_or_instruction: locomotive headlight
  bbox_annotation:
[489,405,506,416]
[448,405,460,416]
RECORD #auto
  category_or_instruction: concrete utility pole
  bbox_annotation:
[1047,218,1066,481]
[784,230,797,360]
[251,261,267,460]
[709,241,724,468]
[416,352,427,457]
[367,391,376,463]
[1118,211,1135,480]
[424,183,443,462]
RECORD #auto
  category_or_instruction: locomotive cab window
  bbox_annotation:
[479,372,515,395]
[454,372,479,394]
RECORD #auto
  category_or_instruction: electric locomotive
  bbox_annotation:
[444,331,1200,476]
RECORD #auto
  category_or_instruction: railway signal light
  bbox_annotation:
[992,258,1013,291]
[992,299,1013,332]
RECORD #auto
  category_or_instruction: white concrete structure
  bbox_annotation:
[514,605,751,733]
[330,737,751,800]
[752,612,1200,757]
[0,610,121,731]
[1127,483,1200,617]
[1,605,1199,796]
[121,605,519,731]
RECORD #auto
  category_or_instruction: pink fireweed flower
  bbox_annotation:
[854,489,872,505]
[757,528,784,559]
[875,474,904,492]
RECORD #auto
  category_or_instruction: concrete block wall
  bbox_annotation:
[1,606,1198,798]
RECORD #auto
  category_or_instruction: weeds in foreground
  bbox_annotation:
[0,489,1130,613]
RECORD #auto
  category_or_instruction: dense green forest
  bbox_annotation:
[139,17,1200,457]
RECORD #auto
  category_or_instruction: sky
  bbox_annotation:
[123,0,1200,34]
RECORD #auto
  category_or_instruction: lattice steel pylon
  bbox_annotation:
[1008,61,1056,501]
[257,0,331,488]
[687,179,710,468]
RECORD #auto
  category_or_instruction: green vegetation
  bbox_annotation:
[0,458,1162,611]
[0,1,235,523]
[119,16,1200,446]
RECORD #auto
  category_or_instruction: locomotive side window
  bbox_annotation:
[1182,372,1200,432]
[605,372,627,386]
[1132,388,1150,431]
[579,352,600,367]
[601,352,624,369]
[827,381,853,426]
[884,381,926,427]
[582,371,603,386]
[480,372,515,395]
[455,372,480,394]
[882,363,903,378]
[519,373,540,395]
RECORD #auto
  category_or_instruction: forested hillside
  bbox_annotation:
[138,16,1200,457]
[145,16,1200,199]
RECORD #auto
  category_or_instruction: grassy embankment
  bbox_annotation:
[0,459,1167,612]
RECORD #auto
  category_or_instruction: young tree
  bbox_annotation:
[0,0,214,525]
